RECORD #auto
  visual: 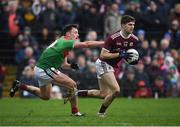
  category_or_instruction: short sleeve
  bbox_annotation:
[103,36,113,50]
[59,39,75,50]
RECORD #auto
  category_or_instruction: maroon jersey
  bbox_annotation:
[102,30,139,68]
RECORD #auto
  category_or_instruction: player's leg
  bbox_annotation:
[52,70,84,116]
[77,79,111,98]
[97,72,120,117]
[77,59,111,98]
[53,72,76,91]
[10,80,52,100]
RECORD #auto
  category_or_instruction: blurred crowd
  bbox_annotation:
[0,0,180,98]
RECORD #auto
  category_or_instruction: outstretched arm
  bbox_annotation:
[74,41,104,48]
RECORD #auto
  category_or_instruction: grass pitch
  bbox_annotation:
[0,98,180,126]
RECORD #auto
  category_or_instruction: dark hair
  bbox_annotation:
[121,15,135,25]
[62,24,79,36]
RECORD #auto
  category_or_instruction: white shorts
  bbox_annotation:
[34,66,58,87]
[95,59,114,79]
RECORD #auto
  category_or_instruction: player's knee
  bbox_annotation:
[68,80,77,90]
[112,90,120,97]
[72,81,77,88]
[99,91,108,99]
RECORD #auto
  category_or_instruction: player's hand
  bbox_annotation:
[119,50,133,60]
[70,62,79,70]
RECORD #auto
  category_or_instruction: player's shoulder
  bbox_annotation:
[110,31,121,40]
[130,34,139,41]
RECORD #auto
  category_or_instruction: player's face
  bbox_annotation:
[123,22,135,34]
[69,28,79,40]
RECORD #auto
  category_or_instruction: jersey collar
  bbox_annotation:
[120,30,131,39]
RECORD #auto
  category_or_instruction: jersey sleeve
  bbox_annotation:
[103,36,114,51]
[58,39,75,50]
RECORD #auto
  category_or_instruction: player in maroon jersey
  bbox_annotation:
[77,15,139,117]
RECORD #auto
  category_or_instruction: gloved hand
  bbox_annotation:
[70,62,79,70]
[119,50,133,60]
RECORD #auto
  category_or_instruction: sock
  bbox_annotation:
[77,90,88,97]
[72,106,78,114]
[19,84,28,90]
[99,104,108,113]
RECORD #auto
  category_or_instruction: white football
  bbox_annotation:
[126,49,139,64]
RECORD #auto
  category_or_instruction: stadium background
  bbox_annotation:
[0,0,180,99]
[0,0,180,126]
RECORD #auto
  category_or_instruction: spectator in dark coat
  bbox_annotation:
[57,1,76,30]
[164,19,180,50]
[143,1,165,39]
[120,67,138,98]
[39,0,58,30]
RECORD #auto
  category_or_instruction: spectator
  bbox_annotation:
[58,1,76,30]
[120,67,138,98]
[160,38,171,55]
[16,46,35,79]
[8,1,20,38]
[86,5,102,35]
[39,0,58,31]
[143,1,165,39]
[164,19,180,49]
[76,1,92,39]
[135,61,150,87]
[85,30,98,41]
[23,26,38,49]
[164,71,176,96]
[137,29,146,43]
[84,48,93,62]
[157,0,171,30]
[169,65,179,96]
[32,0,42,16]
[138,39,150,58]
[146,57,164,85]
[104,3,121,36]
[135,80,152,98]
[152,76,166,97]
[171,49,180,71]
[149,39,158,58]
[19,65,38,98]
[125,1,143,30]
[140,0,151,12]
[169,3,180,25]
[77,55,87,72]
[37,27,53,50]
[85,62,98,89]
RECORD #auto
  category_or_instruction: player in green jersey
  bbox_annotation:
[9,24,104,116]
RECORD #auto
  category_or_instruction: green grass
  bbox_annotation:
[0,98,180,126]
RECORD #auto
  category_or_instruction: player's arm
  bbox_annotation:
[61,57,79,70]
[100,36,120,60]
[74,41,104,48]
[100,48,119,60]
[61,57,71,69]
[100,35,121,60]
